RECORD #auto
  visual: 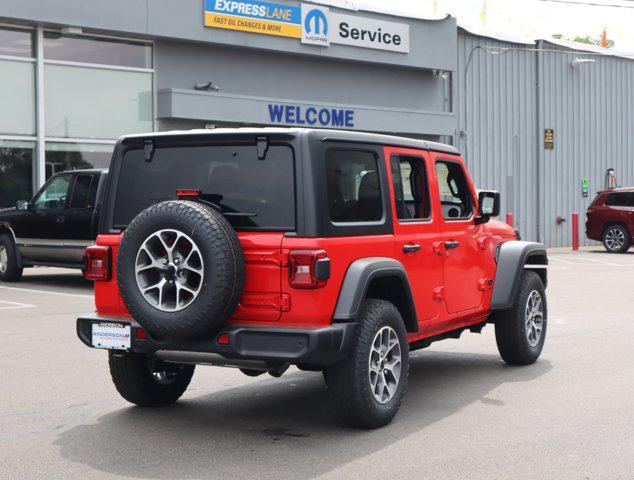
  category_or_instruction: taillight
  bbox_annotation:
[289,250,330,289]
[85,245,111,281]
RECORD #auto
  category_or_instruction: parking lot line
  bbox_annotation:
[0,285,93,299]
[0,300,36,310]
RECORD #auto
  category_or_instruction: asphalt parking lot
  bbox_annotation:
[1,249,633,480]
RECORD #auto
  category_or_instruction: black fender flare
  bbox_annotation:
[490,241,548,310]
[333,257,419,332]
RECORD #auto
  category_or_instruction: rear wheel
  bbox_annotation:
[602,224,630,253]
[0,235,23,282]
[108,351,194,406]
[495,270,547,365]
[324,299,409,428]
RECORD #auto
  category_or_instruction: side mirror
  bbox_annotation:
[15,200,29,211]
[475,190,500,224]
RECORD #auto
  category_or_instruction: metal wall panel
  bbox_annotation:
[457,31,634,247]
[456,31,538,243]
[539,42,634,247]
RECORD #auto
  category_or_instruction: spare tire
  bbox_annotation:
[117,200,244,341]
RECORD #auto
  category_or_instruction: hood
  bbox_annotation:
[484,218,516,237]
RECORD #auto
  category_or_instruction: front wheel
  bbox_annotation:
[108,351,194,406]
[603,224,630,253]
[0,235,23,282]
[495,270,547,365]
[324,299,409,429]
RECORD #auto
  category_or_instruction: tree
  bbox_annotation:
[573,34,614,49]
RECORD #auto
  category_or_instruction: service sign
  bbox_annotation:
[204,0,301,39]
[329,12,409,53]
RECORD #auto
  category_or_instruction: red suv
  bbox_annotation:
[77,128,548,428]
[586,187,634,253]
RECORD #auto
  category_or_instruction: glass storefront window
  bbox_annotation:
[43,33,152,68]
[0,140,34,208]
[45,64,153,139]
[0,60,35,135]
[0,27,33,58]
[45,142,113,178]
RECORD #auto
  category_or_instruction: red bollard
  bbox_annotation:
[571,212,579,251]
[506,213,514,228]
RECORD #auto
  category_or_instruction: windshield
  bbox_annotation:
[113,143,295,230]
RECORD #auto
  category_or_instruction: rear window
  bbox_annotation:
[113,144,295,230]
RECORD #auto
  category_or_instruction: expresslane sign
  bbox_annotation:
[203,0,409,53]
[204,0,301,38]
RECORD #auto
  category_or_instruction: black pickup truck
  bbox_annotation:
[0,169,107,281]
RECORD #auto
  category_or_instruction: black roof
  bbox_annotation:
[121,127,460,155]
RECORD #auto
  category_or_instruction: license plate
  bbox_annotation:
[92,322,131,350]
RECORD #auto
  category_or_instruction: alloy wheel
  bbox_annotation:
[368,326,402,404]
[135,229,204,312]
[605,228,625,251]
[0,245,8,273]
[525,290,544,347]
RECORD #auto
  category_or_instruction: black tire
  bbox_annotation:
[324,299,409,429]
[108,351,195,406]
[602,224,631,253]
[117,200,244,341]
[0,234,23,282]
[239,368,265,377]
[495,270,547,365]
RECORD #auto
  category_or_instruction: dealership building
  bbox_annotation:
[2,0,634,247]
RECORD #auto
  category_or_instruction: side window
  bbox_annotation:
[390,155,431,221]
[70,175,94,208]
[606,192,634,207]
[435,161,474,220]
[32,175,72,210]
[326,150,383,223]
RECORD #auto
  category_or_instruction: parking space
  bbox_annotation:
[1,254,633,480]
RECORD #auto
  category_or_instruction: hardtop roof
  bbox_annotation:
[120,127,460,156]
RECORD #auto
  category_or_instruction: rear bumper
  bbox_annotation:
[76,314,354,367]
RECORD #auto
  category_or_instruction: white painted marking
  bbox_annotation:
[0,285,92,299]
[553,318,568,325]
[0,300,36,310]
[578,256,621,267]
[548,256,575,265]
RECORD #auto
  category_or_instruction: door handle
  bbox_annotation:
[403,244,421,253]
[445,241,460,249]
[56,216,65,224]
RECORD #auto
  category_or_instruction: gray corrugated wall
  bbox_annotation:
[457,31,634,247]
[456,32,538,243]
[539,41,634,247]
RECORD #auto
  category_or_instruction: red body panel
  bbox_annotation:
[585,191,634,241]
[94,144,513,345]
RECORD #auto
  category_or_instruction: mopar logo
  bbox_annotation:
[304,8,327,35]
[301,4,330,46]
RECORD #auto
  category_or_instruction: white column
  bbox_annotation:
[34,25,46,190]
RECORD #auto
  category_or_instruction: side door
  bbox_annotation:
[385,147,443,326]
[431,155,487,315]
[18,173,73,262]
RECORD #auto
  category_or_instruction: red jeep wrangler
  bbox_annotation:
[77,128,548,428]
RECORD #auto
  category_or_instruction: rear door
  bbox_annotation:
[385,147,443,325]
[431,154,487,314]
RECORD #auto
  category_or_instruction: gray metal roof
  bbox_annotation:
[121,127,460,155]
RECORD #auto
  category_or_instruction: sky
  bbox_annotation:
[356,0,634,52]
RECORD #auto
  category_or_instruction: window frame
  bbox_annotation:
[390,154,432,224]
[434,158,475,222]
